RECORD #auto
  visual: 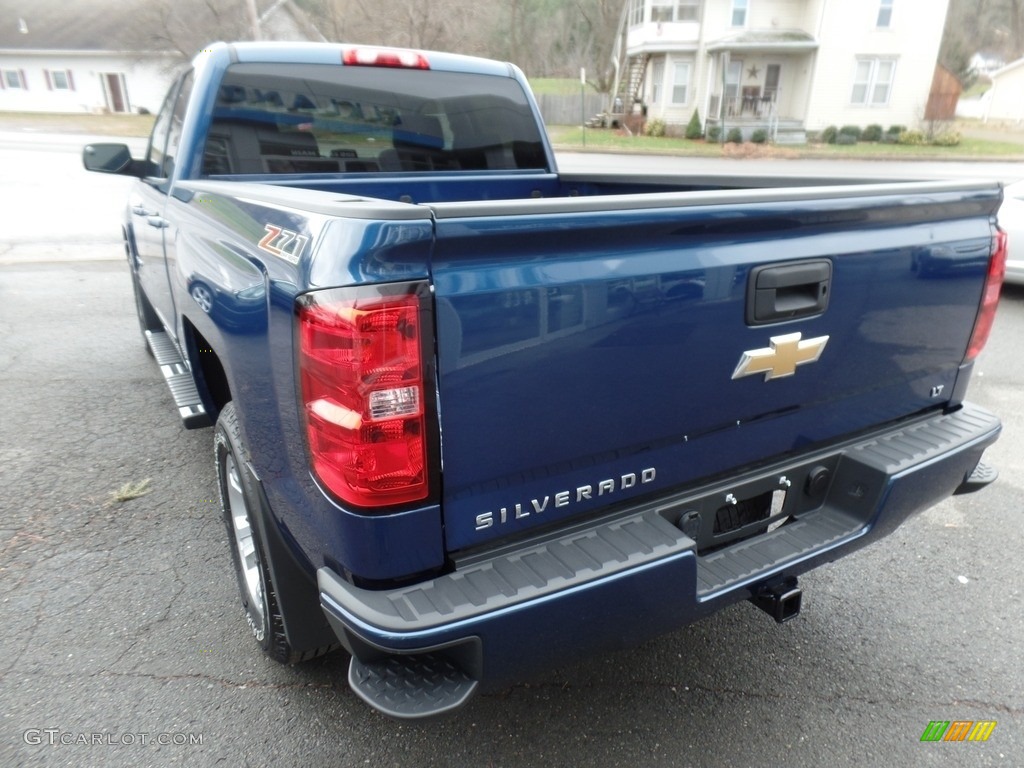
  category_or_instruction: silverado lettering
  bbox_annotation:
[84,41,1005,720]
[475,468,658,530]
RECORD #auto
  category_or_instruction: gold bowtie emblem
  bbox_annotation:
[732,332,830,381]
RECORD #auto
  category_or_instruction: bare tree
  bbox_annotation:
[942,0,1024,78]
[116,0,254,60]
[573,0,622,92]
[1008,0,1024,57]
[310,0,491,54]
[119,0,625,91]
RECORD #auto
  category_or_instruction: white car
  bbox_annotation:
[999,181,1024,286]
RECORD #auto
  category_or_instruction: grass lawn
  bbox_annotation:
[0,111,156,137]
[529,78,600,96]
[547,125,1024,160]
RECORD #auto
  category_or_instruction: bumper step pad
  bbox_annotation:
[145,331,211,429]
[348,653,478,719]
[954,460,998,495]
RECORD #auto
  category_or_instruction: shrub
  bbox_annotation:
[726,127,744,144]
[644,118,666,137]
[931,130,962,146]
[820,125,838,144]
[835,133,858,146]
[839,125,862,141]
[887,125,906,137]
[706,125,722,142]
[685,109,703,140]
[750,129,768,144]
[862,124,884,142]
[897,129,926,145]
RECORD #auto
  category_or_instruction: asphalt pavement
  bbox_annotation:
[0,137,1022,767]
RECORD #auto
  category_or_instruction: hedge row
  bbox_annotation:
[817,124,960,147]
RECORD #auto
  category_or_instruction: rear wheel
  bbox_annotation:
[215,401,294,663]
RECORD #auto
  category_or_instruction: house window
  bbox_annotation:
[651,59,665,104]
[46,69,74,90]
[731,0,749,27]
[653,0,700,22]
[877,0,894,27]
[628,0,644,26]
[677,0,700,21]
[3,70,26,89]
[851,58,896,105]
[652,0,674,23]
[672,62,692,104]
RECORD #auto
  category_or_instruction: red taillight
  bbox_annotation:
[342,47,430,70]
[298,285,430,508]
[965,228,1007,362]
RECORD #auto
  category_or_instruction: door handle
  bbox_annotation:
[147,216,169,229]
[746,260,832,325]
[132,204,154,217]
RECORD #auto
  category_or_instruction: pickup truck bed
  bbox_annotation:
[84,41,1005,719]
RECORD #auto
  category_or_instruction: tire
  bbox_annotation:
[215,401,296,664]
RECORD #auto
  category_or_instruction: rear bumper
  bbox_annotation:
[319,402,1000,717]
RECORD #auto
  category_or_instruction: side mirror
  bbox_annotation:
[82,143,140,176]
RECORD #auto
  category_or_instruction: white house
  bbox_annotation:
[612,0,950,140]
[969,51,1005,77]
[983,57,1024,125]
[0,0,322,115]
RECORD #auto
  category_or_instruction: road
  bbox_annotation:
[1,137,1022,767]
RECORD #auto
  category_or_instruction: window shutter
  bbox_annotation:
[45,70,52,90]
[20,69,27,90]
[67,70,75,91]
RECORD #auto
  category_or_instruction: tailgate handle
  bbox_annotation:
[747,260,832,325]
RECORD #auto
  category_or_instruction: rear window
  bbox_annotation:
[201,62,549,176]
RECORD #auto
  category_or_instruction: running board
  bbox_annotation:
[145,330,211,429]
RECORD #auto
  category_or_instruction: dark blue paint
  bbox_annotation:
[430,203,992,550]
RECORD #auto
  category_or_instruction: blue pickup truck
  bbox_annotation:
[84,42,1006,719]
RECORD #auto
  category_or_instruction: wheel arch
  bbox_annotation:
[181,317,231,424]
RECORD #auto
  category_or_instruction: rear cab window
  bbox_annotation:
[201,62,549,176]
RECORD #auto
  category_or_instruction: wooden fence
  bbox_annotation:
[534,93,607,126]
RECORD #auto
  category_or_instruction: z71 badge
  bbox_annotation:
[258,224,308,264]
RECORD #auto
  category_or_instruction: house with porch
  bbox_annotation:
[611,0,951,142]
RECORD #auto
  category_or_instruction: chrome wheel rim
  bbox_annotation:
[225,453,265,627]
[191,284,213,313]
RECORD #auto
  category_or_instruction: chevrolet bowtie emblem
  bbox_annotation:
[732,332,830,381]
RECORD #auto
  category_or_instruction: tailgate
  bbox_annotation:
[429,183,1000,551]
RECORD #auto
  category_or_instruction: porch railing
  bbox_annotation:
[709,92,778,119]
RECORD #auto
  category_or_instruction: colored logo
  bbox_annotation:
[257,224,308,265]
[920,720,997,742]
[731,332,830,382]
